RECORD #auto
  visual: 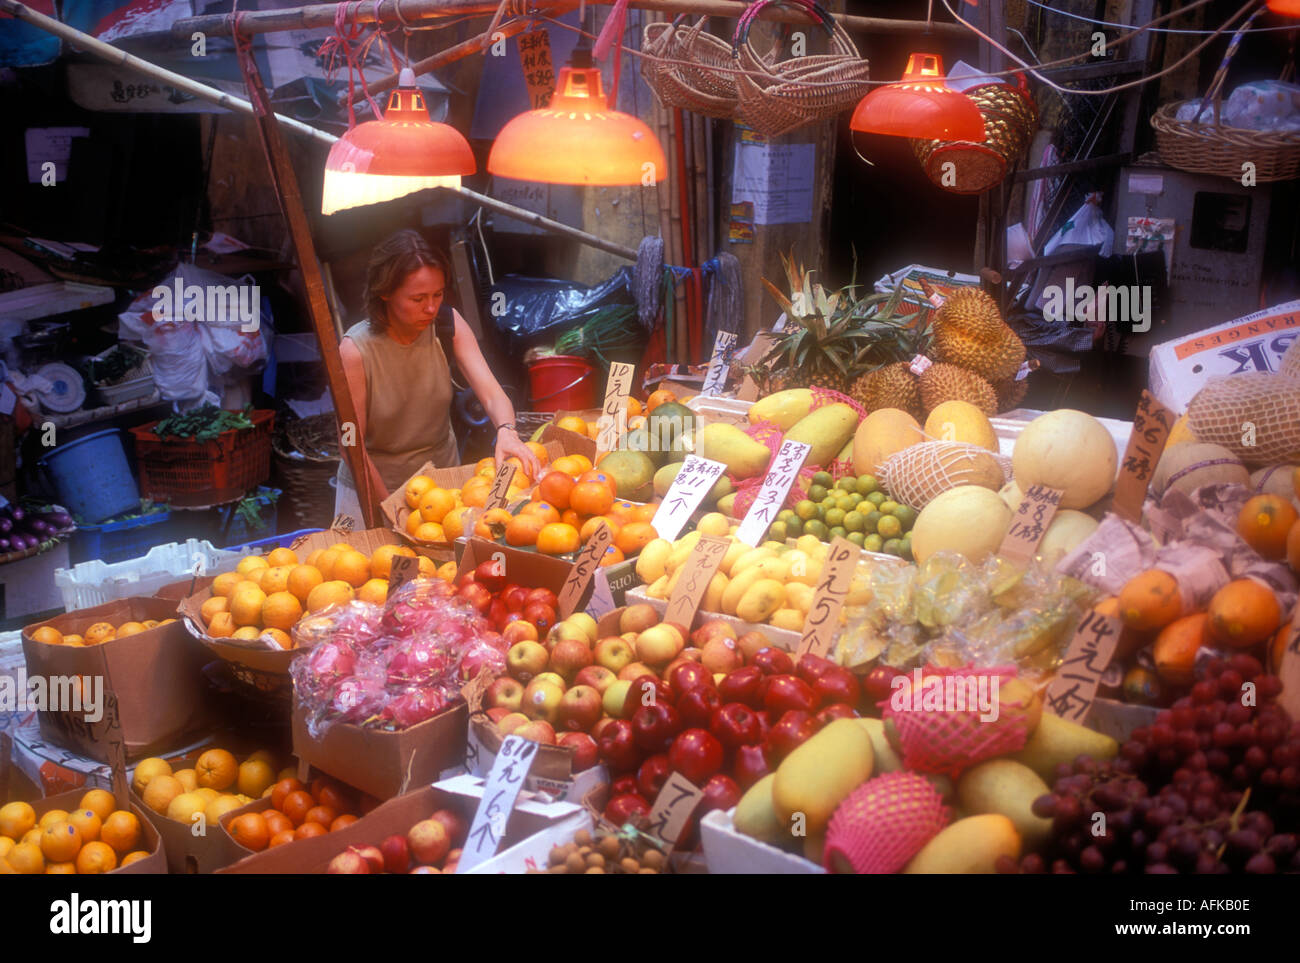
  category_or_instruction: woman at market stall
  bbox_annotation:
[333,230,540,524]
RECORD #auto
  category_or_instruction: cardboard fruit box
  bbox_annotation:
[216,772,584,873]
[31,788,167,875]
[21,597,211,762]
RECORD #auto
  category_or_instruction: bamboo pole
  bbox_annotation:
[174,0,965,39]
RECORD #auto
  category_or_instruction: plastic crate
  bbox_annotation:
[90,345,155,406]
[69,508,177,565]
[129,409,274,508]
[221,527,324,554]
[53,538,243,611]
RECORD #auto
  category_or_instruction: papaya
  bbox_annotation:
[697,423,773,480]
[772,718,875,833]
[748,389,814,430]
[784,404,859,469]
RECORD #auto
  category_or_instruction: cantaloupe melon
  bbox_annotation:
[910,485,1013,564]
[1011,409,1117,509]
[924,400,998,451]
[1151,442,1249,498]
[1250,464,1299,501]
[853,408,924,476]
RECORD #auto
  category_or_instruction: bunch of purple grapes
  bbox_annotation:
[997,653,1300,874]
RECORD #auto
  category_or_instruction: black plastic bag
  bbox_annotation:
[488,267,636,355]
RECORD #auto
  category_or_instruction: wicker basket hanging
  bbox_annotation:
[911,76,1038,195]
[730,0,871,139]
[642,16,757,119]
[1150,9,1300,183]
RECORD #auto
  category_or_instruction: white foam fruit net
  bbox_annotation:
[879,441,1011,508]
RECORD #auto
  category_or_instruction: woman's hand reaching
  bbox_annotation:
[495,427,542,481]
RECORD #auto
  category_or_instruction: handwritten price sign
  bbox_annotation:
[650,455,727,541]
[997,484,1064,564]
[457,735,539,873]
[1113,390,1174,523]
[387,554,421,599]
[485,462,518,511]
[644,772,703,855]
[664,535,730,627]
[736,440,810,547]
[595,361,636,456]
[1044,610,1122,724]
[701,330,738,397]
[797,537,861,659]
[557,522,614,617]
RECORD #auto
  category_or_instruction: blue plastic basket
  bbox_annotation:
[221,527,324,555]
[69,509,179,565]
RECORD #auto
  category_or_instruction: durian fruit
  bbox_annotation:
[918,363,997,416]
[933,288,1026,383]
[992,375,1028,412]
[850,362,921,418]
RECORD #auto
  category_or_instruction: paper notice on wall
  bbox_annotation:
[731,141,814,225]
[25,128,89,183]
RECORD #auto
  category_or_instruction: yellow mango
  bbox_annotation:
[955,759,1053,851]
[769,608,805,632]
[730,546,777,576]
[645,574,671,600]
[773,719,875,833]
[1006,712,1117,783]
[854,717,902,773]
[903,814,1021,874]
[753,556,792,581]
[719,538,749,576]
[701,572,729,614]
[784,582,814,613]
[635,538,673,582]
[733,774,785,845]
[736,579,786,623]
[720,567,767,616]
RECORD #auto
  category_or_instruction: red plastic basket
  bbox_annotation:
[130,409,275,507]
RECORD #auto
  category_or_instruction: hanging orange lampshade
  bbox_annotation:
[850,53,986,142]
[488,56,666,186]
[1266,0,1300,14]
[322,68,476,215]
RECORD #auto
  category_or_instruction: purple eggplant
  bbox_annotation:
[0,537,10,553]
[27,519,49,536]
[0,517,10,534]
[9,506,24,523]
[45,512,72,530]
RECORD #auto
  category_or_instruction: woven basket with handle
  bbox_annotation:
[731,0,870,138]
[1150,10,1300,183]
[911,76,1037,195]
[642,16,761,118]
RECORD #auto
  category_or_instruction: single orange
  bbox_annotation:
[599,545,626,567]
[267,546,299,568]
[0,801,37,839]
[40,822,82,863]
[270,777,306,811]
[556,415,588,435]
[537,522,581,556]
[475,456,497,478]
[504,513,545,547]
[74,841,117,874]
[538,471,575,509]
[580,515,621,543]
[647,388,676,412]
[315,783,354,813]
[519,500,561,525]
[79,789,116,823]
[1117,569,1182,632]
[306,580,355,614]
[100,811,141,854]
[461,475,491,507]
[570,481,614,517]
[370,544,416,579]
[229,812,271,852]
[212,571,243,598]
[29,625,63,646]
[67,808,101,843]
[626,396,643,417]
[615,521,658,555]
[6,842,44,874]
[578,470,619,497]
[526,441,549,467]
[120,851,150,867]
[303,805,338,828]
[330,814,359,832]
[405,474,436,510]
[83,622,116,645]
[1237,494,1298,560]
[1152,613,1208,686]
[286,564,324,603]
[268,829,296,848]
[634,502,659,523]
[294,821,328,840]
[280,790,316,826]
[1207,578,1281,649]
[195,748,239,791]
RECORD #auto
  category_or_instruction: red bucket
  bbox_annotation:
[527,355,598,412]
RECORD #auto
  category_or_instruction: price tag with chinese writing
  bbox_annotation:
[1113,390,1174,523]
[517,26,556,109]
[96,648,129,802]
[649,455,727,541]
[664,535,730,627]
[595,361,636,456]
[557,522,614,617]
[644,772,703,855]
[1044,610,1122,724]
[797,537,861,659]
[458,735,539,873]
[736,440,811,547]
[387,554,421,599]
[997,484,1064,565]
[485,461,517,511]
[700,330,738,397]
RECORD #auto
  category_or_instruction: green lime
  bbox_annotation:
[785,516,803,537]
[836,477,857,492]
[863,511,882,532]
[878,500,899,515]
[847,492,864,506]
[897,538,913,561]
[808,484,828,503]
[830,526,847,540]
[836,495,856,512]
[769,521,788,542]
[811,471,833,489]
[856,474,878,494]
[821,497,837,511]
[892,505,918,529]
[847,531,866,547]
[778,508,795,523]
[882,538,903,556]
[876,515,902,539]
[824,507,846,528]
[866,491,885,506]
[843,510,866,533]
[863,533,883,552]
[804,519,829,540]
[795,499,818,521]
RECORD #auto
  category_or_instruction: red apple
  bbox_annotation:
[604,793,650,826]
[596,718,641,772]
[679,647,704,664]
[549,638,594,683]
[502,620,539,645]
[709,702,763,749]
[631,702,682,753]
[496,711,530,736]
[475,558,507,592]
[525,587,560,612]
[626,674,673,717]
[380,834,410,874]
[514,719,557,745]
[488,597,510,629]
[485,676,525,713]
[617,661,655,683]
[733,743,771,790]
[636,753,673,800]
[812,666,861,709]
[752,647,795,676]
[408,819,450,866]
[574,664,616,695]
[351,844,384,874]
[735,631,770,664]
[506,640,549,683]
[816,703,858,726]
[457,571,476,588]
[327,850,370,874]
[590,716,620,743]
[668,728,724,785]
[430,808,468,848]
[699,773,741,814]
[766,710,819,761]
[690,619,736,648]
[762,674,818,715]
[557,684,603,732]
[717,665,765,708]
[794,652,836,684]
[662,622,689,649]
[669,661,714,694]
[619,603,659,634]
[594,637,635,674]
[523,601,557,634]
[611,774,639,798]
[503,584,530,612]
[456,582,492,615]
[862,664,902,702]
[676,685,722,729]
[557,731,599,771]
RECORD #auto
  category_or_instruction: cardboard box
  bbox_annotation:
[218,772,584,873]
[155,575,216,601]
[33,788,167,874]
[454,536,578,601]
[380,460,478,552]
[292,694,470,801]
[21,598,211,762]
[538,423,597,462]
[699,807,826,874]
[128,748,250,874]
[1148,299,1300,413]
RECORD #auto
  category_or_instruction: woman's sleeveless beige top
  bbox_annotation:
[341,320,459,491]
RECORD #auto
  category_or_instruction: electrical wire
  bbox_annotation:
[1025,0,1298,35]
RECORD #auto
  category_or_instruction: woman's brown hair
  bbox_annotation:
[363,230,452,330]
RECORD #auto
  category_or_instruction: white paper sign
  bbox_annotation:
[650,455,727,541]
[701,330,738,396]
[25,127,90,184]
[736,440,811,546]
[458,734,539,873]
[731,141,815,225]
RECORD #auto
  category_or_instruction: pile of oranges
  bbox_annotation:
[0,790,149,874]
[132,748,289,828]
[199,543,456,648]
[226,774,365,852]
[29,618,177,647]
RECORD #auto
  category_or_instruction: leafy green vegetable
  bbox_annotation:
[154,404,254,442]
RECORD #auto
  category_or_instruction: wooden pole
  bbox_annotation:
[174,0,965,39]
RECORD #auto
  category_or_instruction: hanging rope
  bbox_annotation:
[633,235,664,331]
[592,0,630,109]
[317,1,385,126]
